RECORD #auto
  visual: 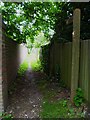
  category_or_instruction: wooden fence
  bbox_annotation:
[50,40,90,103]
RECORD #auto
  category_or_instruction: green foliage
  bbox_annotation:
[62,100,67,107]
[0,112,13,120]
[33,32,50,48]
[1,2,90,44]
[18,61,28,76]
[1,2,58,44]
[38,78,69,118]
[40,44,50,75]
[31,59,43,72]
[40,98,85,118]
[68,107,85,118]
[53,3,90,42]
[74,88,85,107]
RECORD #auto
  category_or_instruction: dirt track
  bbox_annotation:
[6,68,44,118]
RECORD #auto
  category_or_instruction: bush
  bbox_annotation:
[31,60,43,72]
[73,88,85,107]
[18,61,28,76]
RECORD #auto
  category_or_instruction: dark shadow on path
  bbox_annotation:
[6,68,47,118]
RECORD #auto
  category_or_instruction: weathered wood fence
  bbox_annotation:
[50,40,90,103]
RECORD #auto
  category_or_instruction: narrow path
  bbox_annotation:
[6,67,87,118]
[6,68,45,118]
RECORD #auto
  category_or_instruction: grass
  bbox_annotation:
[40,99,85,118]
[18,61,28,77]
[30,59,43,72]
[40,99,69,118]
[37,78,86,118]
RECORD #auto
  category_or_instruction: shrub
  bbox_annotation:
[31,59,43,72]
[18,61,28,76]
[73,88,85,107]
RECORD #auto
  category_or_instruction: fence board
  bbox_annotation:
[79,41,85,94]
[65,43,68,85]
[84,41,88,100]
[88,40,90,104]
[67,43,72,88]
[79,40,89,100]
[49,40,90,103]
[62,44,66,84]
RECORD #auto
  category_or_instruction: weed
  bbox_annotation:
[0,112,13,120]
[62,100,67,107]
[40,99,69,118]
[38,79,86,118]
[73,88,85,107]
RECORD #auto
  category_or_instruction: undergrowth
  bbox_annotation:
[37,78,86,118]
[30,59,43,72]
[40,99,85,118]
[74,88,85,107]
[18,61,28,77]
[0,112,13,120]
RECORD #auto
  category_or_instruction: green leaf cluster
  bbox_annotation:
[1,2,58,44]
[18,61,28,77]
[31,59,43,72]
[0,112,13,120]
[1,2,90,45]
[74,88,85,107]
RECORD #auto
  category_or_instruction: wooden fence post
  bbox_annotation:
[71,9,81,102]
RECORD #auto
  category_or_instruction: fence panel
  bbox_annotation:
[79,40,89,101]
[88,41,90,104]
[49,40,90,103]
[67,43,72,88]
[50,42,72,88]
[61,43,72,88]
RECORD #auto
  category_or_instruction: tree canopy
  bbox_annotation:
[53,2,90,42]
[1,2,60,44]
[1,2,90,46]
